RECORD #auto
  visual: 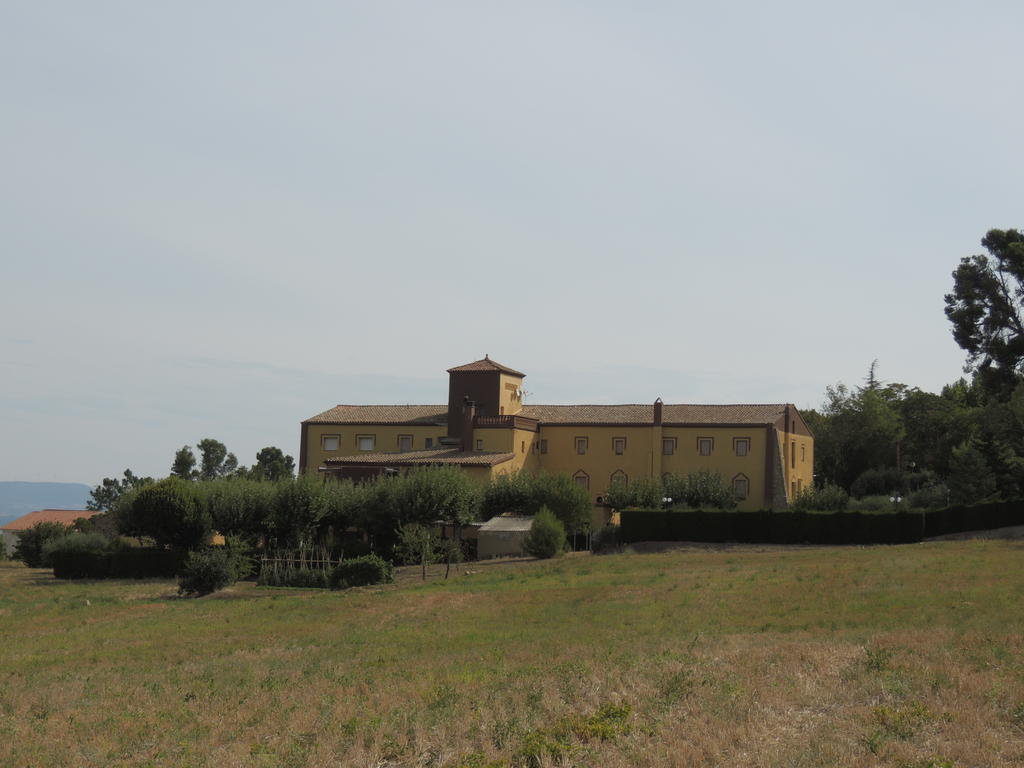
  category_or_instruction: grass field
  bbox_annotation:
[2,541,1023,767]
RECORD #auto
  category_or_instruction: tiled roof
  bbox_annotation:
[662,404,789,424]
[322,449,515,467]
[521,404,652,423]
[305,403,790,427]
[304,405,448,425]
[447,357,525,376]
[520,403,789,425]
[1,508,100,531]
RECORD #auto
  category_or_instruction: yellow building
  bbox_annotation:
[299,357,813,512]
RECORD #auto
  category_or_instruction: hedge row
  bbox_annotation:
[619,499,1024,545]
[50,548,186,579]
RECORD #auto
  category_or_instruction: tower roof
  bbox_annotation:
[446,355,525,377]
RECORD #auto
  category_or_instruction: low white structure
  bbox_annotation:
[476,515,534,559]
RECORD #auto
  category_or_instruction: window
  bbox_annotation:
[321,435,340,451]
[540,439,548,454]
[791,480,796,498]
[698,437,713,456]
[801,444,806,462]
[573,470,589,490]
[575,437,588,455]
[397,435,413,451]
[425,437,434,449]
[612,437,626,455]
[475,439,484,451]
[732,474,749,500]
[610,470,627,487]
[734,437,750,457]
[791,441,796,468]
[662,438,676,456]
[521,441,526,453]
[357,435,375,451]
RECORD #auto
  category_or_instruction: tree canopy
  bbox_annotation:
[945,228,1024,397]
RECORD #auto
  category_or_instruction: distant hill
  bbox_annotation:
[0,482,91,526]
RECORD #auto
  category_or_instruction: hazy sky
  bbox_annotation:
[3,2,1022,485]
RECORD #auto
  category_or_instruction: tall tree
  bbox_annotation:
[945,228,1024,397]
[87,469,154,511]
[171,446,197,479]
[253,447,295,482]
[197,438,238,480]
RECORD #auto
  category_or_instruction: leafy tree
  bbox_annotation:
[947,442,997,505]
[945,228,1024,398]
[171,446,197,479]
[197,438,238,481]
[804,372,905,490]
[438,536,464,580]
[202,479,274,540]
[253,446,295,482]
[394,466,480,527]
[270,474,329,548]
[121,478,210,550]
[395,523,440,580]
[662,471,737,510]
[87,469,154,512]
[605,476,664,510]
[13,521,72,567]
[523,507,565,559]
[530,473,591,537]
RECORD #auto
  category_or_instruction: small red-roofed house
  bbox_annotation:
[1,509,100,556]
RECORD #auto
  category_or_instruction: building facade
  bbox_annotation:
[299,357,814,514]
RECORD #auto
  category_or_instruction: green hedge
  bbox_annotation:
[50,547,186,579]
[619,499,1024,545]
[330,554,394,589]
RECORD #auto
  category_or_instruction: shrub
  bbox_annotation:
[592,524,621,553]
[790,483,849,512]
[847,495,893,513]
[178,548,236,596]
[524,507,565,559]
[330,554,394,589]
[13,521,72,568]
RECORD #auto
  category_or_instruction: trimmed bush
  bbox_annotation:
[524,507,566,559]
[45,533,111,579]
[178,548,235,596]
[330,554,394,589]
[619,499,1024,545]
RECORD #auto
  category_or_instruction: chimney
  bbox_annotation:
[654,397,663,426]
[462,398,476,452]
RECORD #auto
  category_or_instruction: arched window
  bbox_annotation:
[573,470,590,490]
[732,473,749,500]
[610,470,628,488]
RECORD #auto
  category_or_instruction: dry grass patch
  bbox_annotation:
[1,541,1023,766]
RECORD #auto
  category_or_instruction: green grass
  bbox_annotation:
[2,541,1024,766]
